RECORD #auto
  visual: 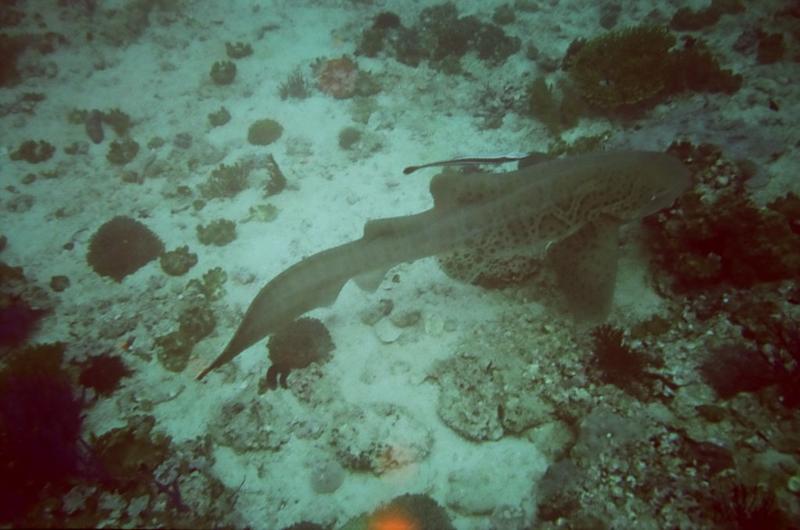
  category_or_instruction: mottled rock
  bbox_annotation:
[328,402,432,474]
[209,398,291,453]
[85,109,104,144]
[432,318,565,442]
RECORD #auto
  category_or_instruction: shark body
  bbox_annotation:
[196,150,690,380]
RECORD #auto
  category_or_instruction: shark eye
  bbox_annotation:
[650,187,669,202]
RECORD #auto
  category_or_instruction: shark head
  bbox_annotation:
[627,151,692,218]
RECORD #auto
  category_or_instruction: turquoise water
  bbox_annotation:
[1,1,798,528]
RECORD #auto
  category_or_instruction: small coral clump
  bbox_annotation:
[208,106,231,127]
[86,216,164,282]
[200,162,250,199]
[243,204,279,223]
[155,331,195,373]
[160,245,198,276]
[278,68,311,100]
[177,304,216,343]
[156,269,225,373]
[9,140,55,163]
[106,137,140,165]
[338,126,362,150]
[102,108,133,136]
[78,354,132,397]
[186,267,227,302]
[262,317,334,391]
[314,56,360,99]
[210,59,236,85]
[196,219,236,246]
[225,41,252,59]
[247,118,283,146]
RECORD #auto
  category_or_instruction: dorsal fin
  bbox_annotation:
[358,213,437,291]
[429,166,540,211]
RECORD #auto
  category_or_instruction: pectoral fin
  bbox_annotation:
[546,216,621,322]
[318,280,347,307]
[354,268,389,292]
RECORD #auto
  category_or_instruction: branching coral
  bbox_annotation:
[200,162,250,199]
[278,68,311,100]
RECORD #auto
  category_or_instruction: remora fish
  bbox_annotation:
[402,151,548,174]
[196,150,690,380]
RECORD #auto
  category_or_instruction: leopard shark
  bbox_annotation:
[195,150,690,380]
